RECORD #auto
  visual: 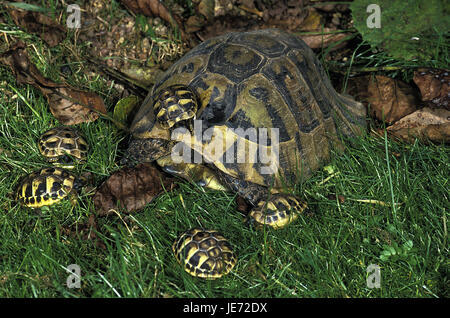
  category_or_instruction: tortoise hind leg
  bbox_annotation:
[216,170,307,229]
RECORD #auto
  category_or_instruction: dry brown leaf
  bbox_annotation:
[120,0,186,39]
[0,42,107,125]
[314,3,338,12]
[198,0,215,21]
[0,42,59,87]
[413,68,450,110]
[352,75,419,124]
[93,163,176,216]
[184,0,216,33]
[263,0,308,31]
[299,8,323,31]
[46,87,106,125]
[121,0,170,18]
[196,16,260,41]
[300,27,350,49]
[196,1,308,41]
[8,9,66,47]
[185,15,206,33]
[235,195,250,214]
[297,7,349,49]
[386,107,450,143]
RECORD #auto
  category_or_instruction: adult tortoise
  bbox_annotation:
[124,29,366,229]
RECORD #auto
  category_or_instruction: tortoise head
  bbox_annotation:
[122,85,197,165]
[121,137,173,165]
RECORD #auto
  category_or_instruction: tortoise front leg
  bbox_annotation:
[156,155,228,191]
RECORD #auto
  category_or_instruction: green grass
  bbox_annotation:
[0,3,449,298]
[0,69,448,297]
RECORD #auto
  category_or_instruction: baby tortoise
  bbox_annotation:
[16,167,83,208]
[38,126,89,168]
[173,228,237,279]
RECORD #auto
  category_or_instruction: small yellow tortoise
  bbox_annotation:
[16,167,82,208]
[123,29,366,230]
[38,126,89,168]
[173,228,237,279]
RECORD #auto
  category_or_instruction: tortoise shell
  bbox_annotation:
[130,29,366,188]
[16,167,77,208]
[38,127,89,167]
[249,194,308,229]
[173,228,237,279]
[153,84,198,129]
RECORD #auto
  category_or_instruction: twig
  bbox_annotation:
[352,199,402,207]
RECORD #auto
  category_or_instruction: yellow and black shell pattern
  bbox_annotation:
[38,127,88,167]
[173,228,237,279]
[16,167,77,208]
[153,84,198,129]
[249,195,308,229]
[130,29,367,189]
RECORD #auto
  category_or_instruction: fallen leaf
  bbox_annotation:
[185,15,206,33]
[121,64,166,88]
[196,15,260,41]
[93,163,176,216]
[413,68,450,110]
[326,194,345,203]
[296,7,350,49]
[387,107,450,144]
[239,1,264,18]
[46,87,107,125]
[354,75,419,124]
[315,3,338,12]
[235,195,250,214]
[198,0,215,21]
[300,27,351,50]
[198,0,308,40]
[299,8,323,31]
[0,42,59,87]
[120,0,186,40]
[113,95,140,126]
[8,7,66,47]
[184,0,218,33]
[263,0,308,31]
[0,42,107,125]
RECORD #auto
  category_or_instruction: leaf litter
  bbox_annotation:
[93,163,176,216]
[0,42,107,125]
